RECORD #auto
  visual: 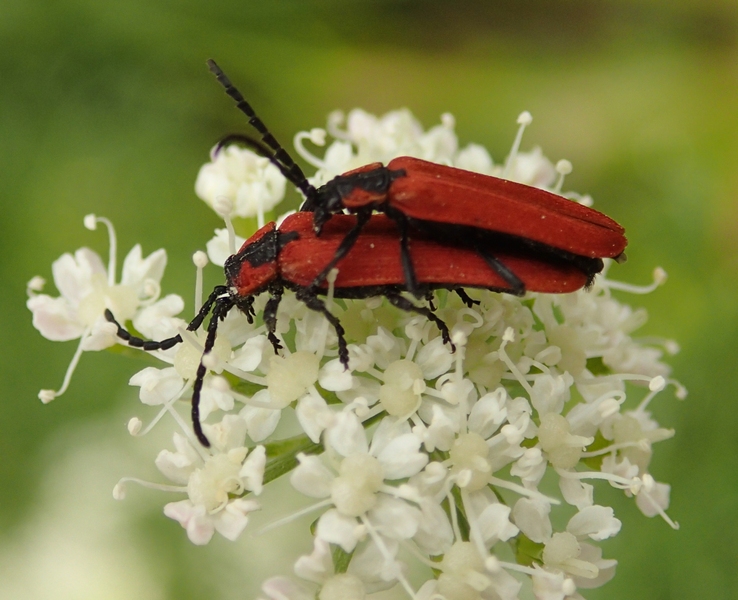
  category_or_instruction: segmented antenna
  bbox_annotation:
[206,59,316,201]
[214,133,308,190]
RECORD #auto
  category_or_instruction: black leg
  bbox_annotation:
[395,215,421,298]
[263,287,284,354]
[296,289,349,368]
[191,297,235,447]
[310,210,370,288]
[477,248,526,296]
[425,290,437,312]
[385,292,455,352]
[455,288,480,307]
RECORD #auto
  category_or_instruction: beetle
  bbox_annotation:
[207,59,626,295]
[106,212,594,447]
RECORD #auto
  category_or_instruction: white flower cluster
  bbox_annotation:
[27,108,683,600]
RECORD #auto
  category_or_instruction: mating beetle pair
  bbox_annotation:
[108,61,627,446]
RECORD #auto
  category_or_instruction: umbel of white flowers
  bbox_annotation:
[27,108,683,600]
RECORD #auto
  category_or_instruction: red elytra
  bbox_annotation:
[206,59,627,296]
[340,157,626,259]
[242,212,590,295]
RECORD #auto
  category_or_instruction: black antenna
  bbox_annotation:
[105,285,237,448]
[206,59,317,201]
[214,133,309,191]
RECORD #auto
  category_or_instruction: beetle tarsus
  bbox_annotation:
[385,292,455,353]
[455,288,480,307]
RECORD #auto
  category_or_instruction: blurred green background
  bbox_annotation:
[2,0,737,598]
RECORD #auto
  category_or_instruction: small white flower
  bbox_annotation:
[156,426,265,544]
[28,216,172,402]
[195,145,286,218]
[129,366,183,406]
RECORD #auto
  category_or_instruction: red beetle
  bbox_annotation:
[107,212,594,446]
[207,60,626,295]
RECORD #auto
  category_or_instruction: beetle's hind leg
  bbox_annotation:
[295,289,349,369]
[263,287,285,354]
[455,288,480,307]
[385,292,456,353]
[477,248,526,296]
[309,210,370,289]
[425,290,437,311]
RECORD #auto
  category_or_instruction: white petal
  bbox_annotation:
[206,229,245,267]
[120,244,167,288]
[559,475,594,510]
[369,416,410,455]
[477,501,519,543]
[454,143,493,173]
[155,433,201,484]
[336,375,381,407]
[212,498,260,541]
[230,335,269,372]
[199,377,235,419]
[635,480,671,518]
[27,294,85,341]
[260,577,312,600]
[240,445,266,495]
[81,315,118,350]
[163,500,215,545]
[413,499,453,556]
[129,366,183,406]
[133,294,185,341]
[316,509,361,552]
[415,337,453,380]
[574,543,618,589]
[368,495,420,540]
[348,536,401,590]
[375,433,428,480]
[203,414,248,452]
[295,393,333,443]
[468,388,508,439]
[567,505,621,541]
[290,454,333,499]
[325,411,368,457]
[512,498,552,544]
[319,358,353,391]
[293,537,333,584]
[52,248,104,304]
[240,404,281,442]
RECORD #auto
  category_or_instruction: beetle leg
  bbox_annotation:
[296,289,349,369]
[310,210,371,289]
[385,292,456,353]
[191,296,235,447]
[395,215,421,298]
[455,288,480,307]
[425,290,437,312]
[477,249,526,296]
[263,286,285,354]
